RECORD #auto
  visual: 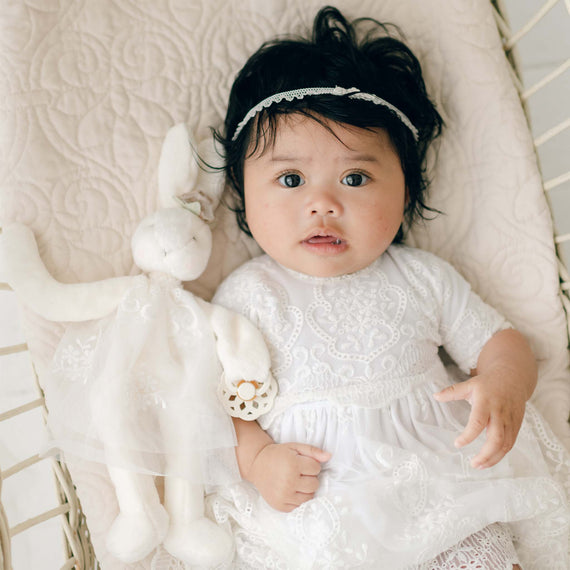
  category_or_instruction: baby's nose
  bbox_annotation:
[307,189,343,217]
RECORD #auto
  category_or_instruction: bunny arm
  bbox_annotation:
[195,298,272,385]
[2,223,142,322]
[197,299,278,420]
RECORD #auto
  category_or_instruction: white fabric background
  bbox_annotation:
[0,0,568,568]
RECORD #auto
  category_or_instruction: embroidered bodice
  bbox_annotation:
[214,245,509,424]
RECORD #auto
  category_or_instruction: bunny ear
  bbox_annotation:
[157,124,225,221]
[157,123,199,209]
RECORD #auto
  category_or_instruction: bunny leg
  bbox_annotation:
[162,474,233,566]
[91,381,168,563]
[105,467,169,563]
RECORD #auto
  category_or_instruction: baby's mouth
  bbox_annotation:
[301,231,348,255]
[305,235,343,245]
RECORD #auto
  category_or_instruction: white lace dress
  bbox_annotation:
[210,245,570,569]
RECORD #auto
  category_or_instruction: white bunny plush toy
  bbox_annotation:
[1,124,276,566]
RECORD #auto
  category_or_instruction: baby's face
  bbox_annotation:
[243,113,406,277]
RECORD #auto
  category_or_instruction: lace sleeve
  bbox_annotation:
[435,257,511,373]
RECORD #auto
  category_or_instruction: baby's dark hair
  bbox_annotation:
[216,6,443,243]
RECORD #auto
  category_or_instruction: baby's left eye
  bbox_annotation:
[342,173,369,187]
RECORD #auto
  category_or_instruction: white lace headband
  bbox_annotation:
[231,86,419,141]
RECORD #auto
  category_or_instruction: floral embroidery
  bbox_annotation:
[307,266,406,362]
[53,334,98,384]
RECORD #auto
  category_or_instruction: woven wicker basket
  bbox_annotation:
[0,1,568,568]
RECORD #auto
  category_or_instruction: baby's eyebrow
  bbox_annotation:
[345,153,380,162]
[269,153,380,163]
[269,155,302,163]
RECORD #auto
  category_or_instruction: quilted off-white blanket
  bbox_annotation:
[1,0,569,567]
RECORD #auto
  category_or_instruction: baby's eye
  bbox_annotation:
[278,173,305,188]
[342,173,369,187]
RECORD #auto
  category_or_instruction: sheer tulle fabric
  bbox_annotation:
[210,247,570,568]
[44,274,239,484]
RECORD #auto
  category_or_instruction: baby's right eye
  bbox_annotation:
[278,173,305,188]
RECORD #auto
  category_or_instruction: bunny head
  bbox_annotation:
[131,123,224,282]
[131,207,212,281]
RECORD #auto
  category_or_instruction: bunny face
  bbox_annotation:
[131,207,212,281]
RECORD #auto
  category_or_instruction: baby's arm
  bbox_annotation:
[233,418,331,513]
[434,328,537,469]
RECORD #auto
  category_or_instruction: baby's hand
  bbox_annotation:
[249,442,331,512]
[434,365,527,470]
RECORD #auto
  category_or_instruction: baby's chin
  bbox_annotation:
[279,256,376,278]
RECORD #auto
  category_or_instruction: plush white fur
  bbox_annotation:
[1,124,275,565]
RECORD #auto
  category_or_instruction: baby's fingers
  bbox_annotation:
[433,381,472,404]
[433,381,487,449]
[455,404,489,449]
[289,442,332,463]
[297,474,320,495]
[472,417,515,469]
[297,455,323,477]
[283,477,320,510]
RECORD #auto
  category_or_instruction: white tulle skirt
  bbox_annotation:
[43,275,239,485]
[209,380,570,569]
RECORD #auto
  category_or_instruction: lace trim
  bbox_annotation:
[420,523,520,570]
[231,86,419,141]
[211,490,523,570]
[259,360,444,428]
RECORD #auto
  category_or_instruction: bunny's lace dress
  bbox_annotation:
[211,245,570,570]
[44,273,239,484]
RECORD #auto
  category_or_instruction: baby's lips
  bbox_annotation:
[305,235,343,244]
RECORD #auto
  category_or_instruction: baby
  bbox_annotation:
[209,6,570,569]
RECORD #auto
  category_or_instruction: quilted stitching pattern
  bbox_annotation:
[1,1,568,567]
